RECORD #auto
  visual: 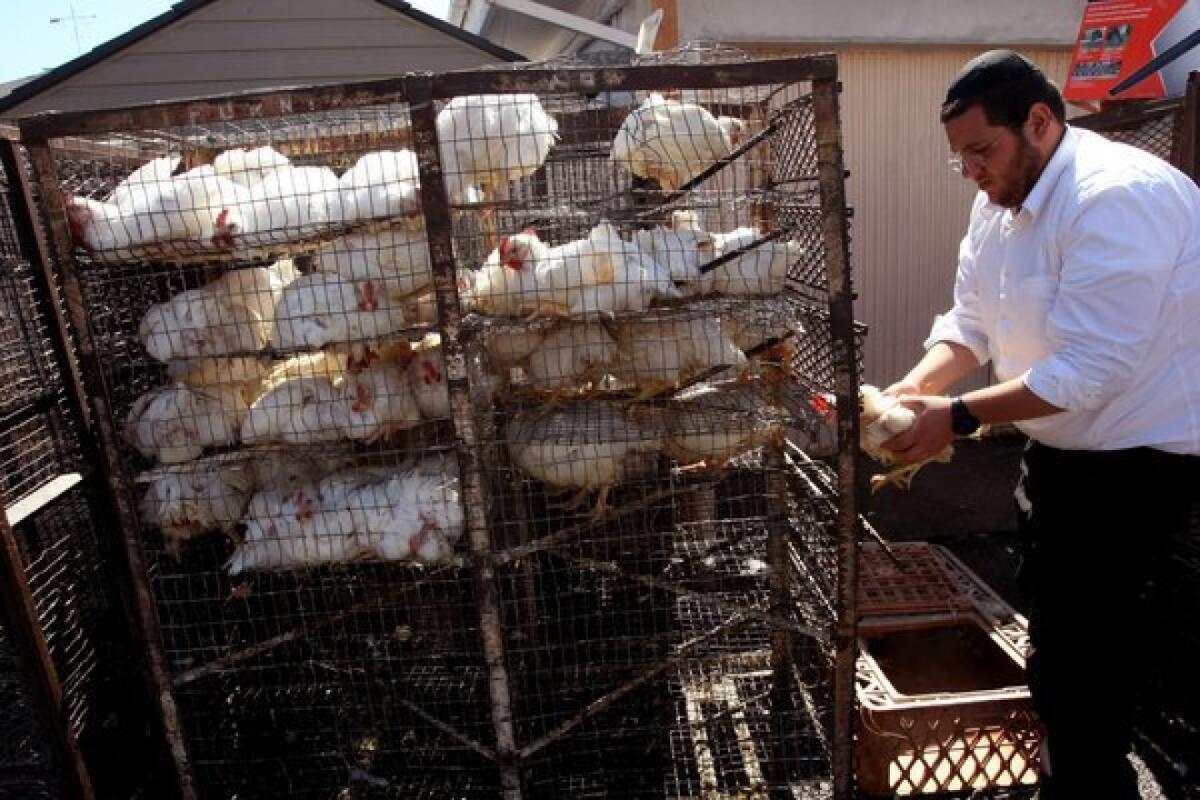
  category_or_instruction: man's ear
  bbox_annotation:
[1027,102,1056,142]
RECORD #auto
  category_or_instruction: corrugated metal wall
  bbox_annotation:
[746,45,1073,387]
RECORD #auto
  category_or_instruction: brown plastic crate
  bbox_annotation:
[855,544,1040,797]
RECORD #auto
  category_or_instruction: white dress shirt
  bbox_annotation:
[927,126,1200,454]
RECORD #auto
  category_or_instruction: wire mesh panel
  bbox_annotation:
[20,48,859,799]
[1072,97,1185,166]
[1,138,162,800]
[423,49,855,798]
[0,625,62,800]
[30,98,499,800]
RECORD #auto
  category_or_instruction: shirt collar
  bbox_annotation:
[1019,125,1076,220]
[975,126,1077,221]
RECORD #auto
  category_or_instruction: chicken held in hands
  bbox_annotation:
[859,384,954,492]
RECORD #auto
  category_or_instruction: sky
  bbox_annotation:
[0,0,452,83]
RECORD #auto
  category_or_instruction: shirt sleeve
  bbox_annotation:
[924,193,991,364]
[1024,177,1184,412]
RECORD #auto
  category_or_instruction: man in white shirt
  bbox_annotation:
[883,50,1200,798]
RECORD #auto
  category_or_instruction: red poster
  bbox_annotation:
[1064,0,1189,101]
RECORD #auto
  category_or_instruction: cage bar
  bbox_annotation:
[16,49,860,798]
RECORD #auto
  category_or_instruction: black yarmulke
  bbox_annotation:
[944,49,1045,107]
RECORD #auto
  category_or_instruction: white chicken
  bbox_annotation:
[226,482,362,575]
[139,260,297,362]
[334,149,422,225]
[525,321,616,395]
[611,93,747,191]
[610,316,747,399]
[271,272,407,351]
[310,227,432,300]
[238,164,343,239]
[704,227,802,296]
[106,156,180,208]
[227,462,463,573]
[506,402,661,516]
[352,462,465,564]
[436,93,559,204]
[472,223,679,319]
[338,361,421,443]
[859,384,953,492]
[139,463,256,555]
[469,229,557,318]
[552,222,680,316]
[484,328,546,368]
[126,384,244,464]
[66,165,250,252]
[212,146,291,188]
[651,382,781,469]
[241,375,348,447]
[720,313,795,356]
[127,357,266,464]
[632,210,715,290]
[406,333,451,420]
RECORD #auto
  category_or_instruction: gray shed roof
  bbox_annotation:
[1,0,525,117]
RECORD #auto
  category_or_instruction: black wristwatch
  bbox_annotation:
[950,397,981,437]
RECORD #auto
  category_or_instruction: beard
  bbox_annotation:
[994,134,1044,209]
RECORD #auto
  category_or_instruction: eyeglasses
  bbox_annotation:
[948,138,1001,174]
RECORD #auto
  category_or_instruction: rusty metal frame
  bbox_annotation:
[810,74,861,800]
[19,137,198,800]
[14,51,858,799]
[407,72,523,800]
[1181,71,1200,181]
[18,56,837,143]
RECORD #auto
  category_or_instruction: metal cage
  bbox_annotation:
[0,138,155,800]
[18,49,862,799]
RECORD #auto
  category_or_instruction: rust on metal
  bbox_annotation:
[406,73,523,800]
[1182,72,1200,182]
[19,78,415,141]
[23,139,199,800]
[0,139,94,435]
[15,54,834,152]
[810,73,860,800]
[431,56,837,99]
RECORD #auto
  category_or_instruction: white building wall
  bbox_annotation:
[746,44,1075,388]
[680,1,1088,47]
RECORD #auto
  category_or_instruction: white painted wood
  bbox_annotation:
[491,0,637,49]
[5,473,83,528]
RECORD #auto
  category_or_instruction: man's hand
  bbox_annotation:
[882,379,921,398]
[882,395,955,464]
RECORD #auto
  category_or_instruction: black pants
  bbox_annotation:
[1015,442,1197,800]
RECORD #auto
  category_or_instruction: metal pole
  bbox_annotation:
[22,139,198,800]
[1182,71,1200,184]
[406,74,523,800]
[810,73,862,800]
